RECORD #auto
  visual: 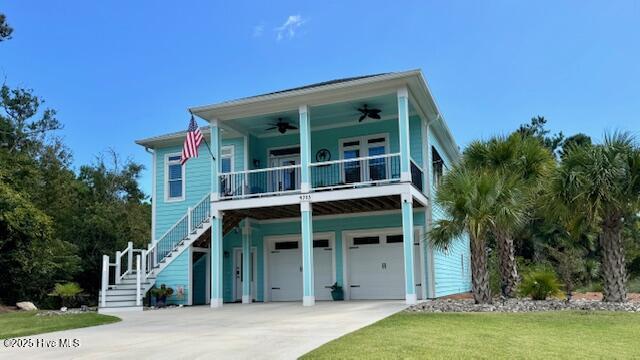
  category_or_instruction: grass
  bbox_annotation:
[302,311,640,359]
[0,311,120,339]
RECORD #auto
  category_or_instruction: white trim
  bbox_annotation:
[164,152,186,202]
[338,133,390,184]
[151,150,157,242]
[221,145,235,173]
[213,183,413,211]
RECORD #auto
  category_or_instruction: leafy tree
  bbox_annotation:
[0,13,12,41]
[429,166,524,304]
[550,133,640,302]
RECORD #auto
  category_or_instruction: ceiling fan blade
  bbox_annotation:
[369,109,381,114]
[286,124,298,130]
[369,113,381,119]
[358,114,367,122]
[266,126,277,130]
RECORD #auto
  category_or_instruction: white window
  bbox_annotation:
[339,134,389,183]
[165,154,185,201]
[221,146,234,173]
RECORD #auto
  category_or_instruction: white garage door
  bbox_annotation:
[348,231,422,300]
[268,237,334,301]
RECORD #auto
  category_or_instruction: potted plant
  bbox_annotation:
[150,284,174,307]
[330,282,344,301]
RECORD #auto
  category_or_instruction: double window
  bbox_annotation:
[340,134,389,183]
[166,154,184,201]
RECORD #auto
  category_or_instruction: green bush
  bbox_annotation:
[48,282,83,308]
[518,267,563,300]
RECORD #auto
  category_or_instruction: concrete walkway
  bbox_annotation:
[1,301,407,359]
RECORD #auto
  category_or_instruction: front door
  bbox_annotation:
[269,156,300,192]
[233,248,257,302]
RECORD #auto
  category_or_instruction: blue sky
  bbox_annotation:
[2,1,639,195]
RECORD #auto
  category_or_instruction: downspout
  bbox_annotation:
[145,147,157,244]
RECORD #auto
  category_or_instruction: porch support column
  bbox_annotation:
[423,118,436,299]
[241,219,251,304]
[210,208,223,308]
[401,192,417,305]
[299,105,311,193]
[301,201,315,306]
[210,119,221,201]
[397,87,411,182]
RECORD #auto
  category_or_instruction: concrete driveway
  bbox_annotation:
[1,301,407,359]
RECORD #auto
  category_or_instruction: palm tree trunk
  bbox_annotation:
[600,216,627,303]
[470,234,492,304]
[496,230,519,297]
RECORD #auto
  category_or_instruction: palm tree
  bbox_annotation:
[550,133,640,302]
[463,135,554,297]
[429,165,525,304]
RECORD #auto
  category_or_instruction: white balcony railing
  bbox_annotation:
[310,153,401,190]
[219,164,302,199]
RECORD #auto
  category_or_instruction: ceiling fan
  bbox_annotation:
[266,118,297,134]
[357,104,382,122]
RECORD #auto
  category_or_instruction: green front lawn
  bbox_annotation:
[0,311,120,339]
[302,311,640,359]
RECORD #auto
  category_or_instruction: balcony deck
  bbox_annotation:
[218,153,424,201]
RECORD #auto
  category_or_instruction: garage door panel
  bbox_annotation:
[347,232,423,300]
[268,237,334,302]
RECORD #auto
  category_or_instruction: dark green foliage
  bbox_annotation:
[0,13,12,41]
[518,267,563,300]
[0,80,149,306]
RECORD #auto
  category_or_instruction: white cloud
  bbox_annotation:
[253,24,264,38]
[275,15,306,41]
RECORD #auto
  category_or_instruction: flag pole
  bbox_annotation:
[191,111,216,161]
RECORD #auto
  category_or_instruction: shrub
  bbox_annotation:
[48,282,83,308]
[518,267,563,300]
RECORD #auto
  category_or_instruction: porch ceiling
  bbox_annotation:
[225,93,416,137]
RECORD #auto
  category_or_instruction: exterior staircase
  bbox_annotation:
[98,194,211,313]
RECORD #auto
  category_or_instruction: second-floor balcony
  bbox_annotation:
[219,153,423,200]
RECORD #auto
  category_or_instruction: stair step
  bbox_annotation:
[101,299,139,307]
[109,283,153,290]
[100,289,139,296]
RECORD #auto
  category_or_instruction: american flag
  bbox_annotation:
[181,115,203,165]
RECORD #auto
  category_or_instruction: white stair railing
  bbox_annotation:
[99,193,212,307]
[142,193,211,280]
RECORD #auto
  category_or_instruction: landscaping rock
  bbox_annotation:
[16,301,38,311]
[407,298,640,313]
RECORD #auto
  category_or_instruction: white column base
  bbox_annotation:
[242,295,251,304]
[210,298,223,308]
[303,296,315,306]
[405,293,417,305]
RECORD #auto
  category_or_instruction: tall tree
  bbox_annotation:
[463,134,553,297]
[429,166,524,304]
[550,133,640,302]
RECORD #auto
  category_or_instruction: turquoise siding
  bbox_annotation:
[154,137,245,240]
[153,249,190,305]
[429,131,472,297]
